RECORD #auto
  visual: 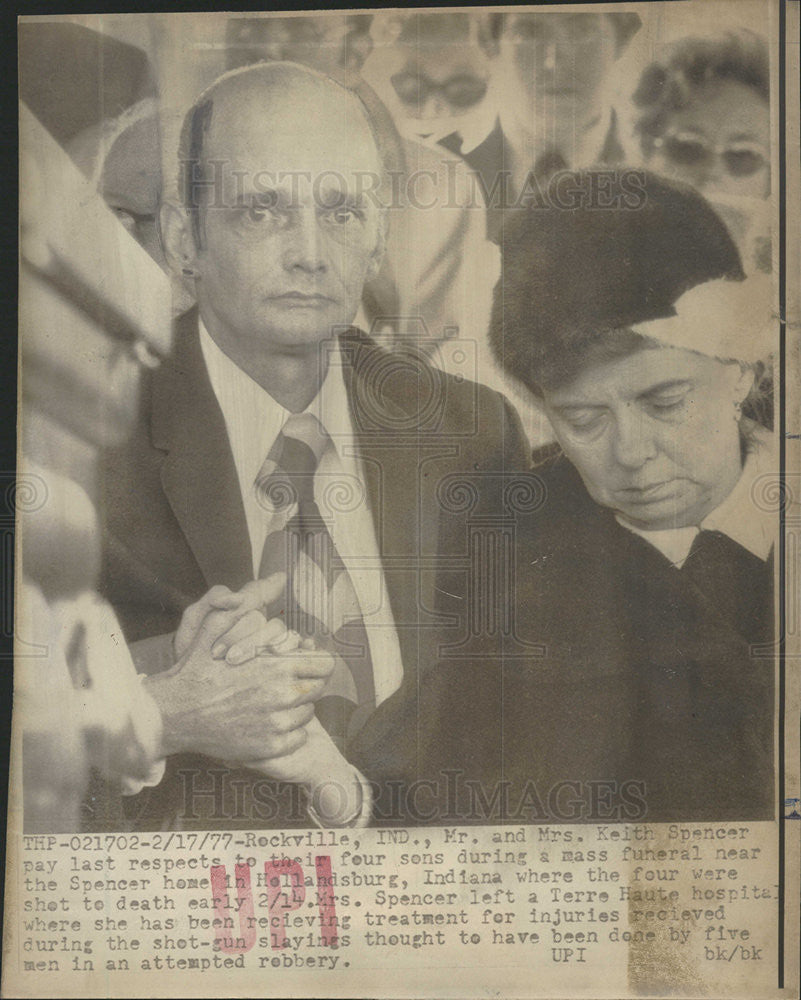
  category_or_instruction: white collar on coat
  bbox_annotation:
[618,424,777,568]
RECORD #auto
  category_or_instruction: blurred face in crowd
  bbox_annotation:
[498,13,618,134]
[176,71,384,363]
[225,16,370,79]
[68,109,198,317]
[542,346,752,530]
[68,112,163,265]
[362,13,491,141]
[650,79,770,200]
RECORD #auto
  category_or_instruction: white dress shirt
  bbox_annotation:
[618,425,778,568]
[199,320,404,706]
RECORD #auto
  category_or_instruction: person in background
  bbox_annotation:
[373,172,776,825]
[360,11,496,150]
[442,10,642,241]
[225,14,373,85]
[631,28,771,272]
[370,9,642,450]
[66,100,196,316]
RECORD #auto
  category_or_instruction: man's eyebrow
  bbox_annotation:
[315,183,367,208]
[230,189,286,209]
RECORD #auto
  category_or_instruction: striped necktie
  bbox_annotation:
[255,413,375,748]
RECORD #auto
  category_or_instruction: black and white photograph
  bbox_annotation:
[5,3,799,997]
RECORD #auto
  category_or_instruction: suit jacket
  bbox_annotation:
[367,456,775,825]
[94,309,529,829]
[440,114,626,244]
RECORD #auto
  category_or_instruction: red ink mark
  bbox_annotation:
[264,859,306,949]
[315,855,338,947]
[209,863,256,954]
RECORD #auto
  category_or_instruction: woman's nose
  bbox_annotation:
[612,410,658,469]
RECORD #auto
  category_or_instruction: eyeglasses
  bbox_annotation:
[654,131,768,178]
[390,72,488,111]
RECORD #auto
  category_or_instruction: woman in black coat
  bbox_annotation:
[361,172,776,825]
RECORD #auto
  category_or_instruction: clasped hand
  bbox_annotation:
[148,574,332,763]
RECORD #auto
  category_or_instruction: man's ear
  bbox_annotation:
[365,209,388,282]
[160,200,199,279]
[731,363,756,407]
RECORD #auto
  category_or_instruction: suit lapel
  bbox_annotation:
[151,310,252,592]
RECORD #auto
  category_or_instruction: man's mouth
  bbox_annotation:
[267,292,336,307]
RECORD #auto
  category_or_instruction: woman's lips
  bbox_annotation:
[619,479,684,503]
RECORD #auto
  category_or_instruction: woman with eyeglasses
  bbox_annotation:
[632,29,769,200]
[362,172,776,826]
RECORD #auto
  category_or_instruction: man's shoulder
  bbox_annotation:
[341,328,515,430]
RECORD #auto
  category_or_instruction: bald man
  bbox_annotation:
[98,62,528,829]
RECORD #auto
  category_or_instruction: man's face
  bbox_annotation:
[192,79,384,358]
[543,347,748,530]
[226,17,363,79]
[499,13,617,130]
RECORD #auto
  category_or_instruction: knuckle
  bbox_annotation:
[242,609,266,629]
[297,704,315,725]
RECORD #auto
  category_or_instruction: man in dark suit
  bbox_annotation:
[98,61,528,829]
[439,10,642,243]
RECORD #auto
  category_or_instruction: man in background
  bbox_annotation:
[443,10,642,240]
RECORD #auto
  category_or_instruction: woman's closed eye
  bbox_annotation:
[644,389,690,417]
[562,409,607,438]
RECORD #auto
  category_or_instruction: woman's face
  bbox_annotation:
[542,346,752,530]
[650,78,770,199]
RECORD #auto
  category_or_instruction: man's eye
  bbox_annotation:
[324,207,364,226]
[246,205,278,224]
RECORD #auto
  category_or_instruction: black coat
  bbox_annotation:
[364,456,775,825]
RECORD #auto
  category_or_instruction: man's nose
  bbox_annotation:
[612,410,658,469]
[542,41,558,73]
[281,209,326,274]
[421,94,451,120]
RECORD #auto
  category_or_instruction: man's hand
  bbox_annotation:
[245,716,366,826]
[144,602,334,762]
[173,575,289,662]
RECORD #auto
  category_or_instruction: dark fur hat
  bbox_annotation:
[489,170,745,394]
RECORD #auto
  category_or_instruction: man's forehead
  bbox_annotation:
[204,75,378,164]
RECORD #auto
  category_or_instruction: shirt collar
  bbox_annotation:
[198,319,358,489]
[482,102,612,169]
[618,424,778,568]
[445,104,503,160]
